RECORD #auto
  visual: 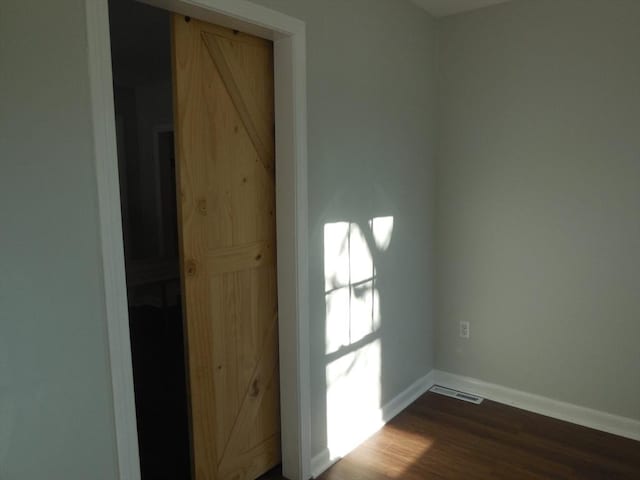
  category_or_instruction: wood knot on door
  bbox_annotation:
[196,198,207,215]
[250,378,260,398]
[185,260,197,277]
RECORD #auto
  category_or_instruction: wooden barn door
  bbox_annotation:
[172,15,280,480]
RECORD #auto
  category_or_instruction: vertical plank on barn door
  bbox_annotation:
[172,14,280,480]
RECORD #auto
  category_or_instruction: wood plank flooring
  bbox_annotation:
[261,391,640,479]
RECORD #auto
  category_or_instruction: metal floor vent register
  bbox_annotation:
[430,385,484,404]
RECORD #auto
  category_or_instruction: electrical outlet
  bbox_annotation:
[460,321,470,339]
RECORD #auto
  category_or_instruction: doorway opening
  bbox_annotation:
[108,1,190,478]
[92,0,310,476]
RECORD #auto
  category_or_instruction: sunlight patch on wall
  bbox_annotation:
[323,217,394,459]
[326,338,382,458]
[370,216,394,252]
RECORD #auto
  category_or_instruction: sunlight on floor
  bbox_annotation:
[366,425,435,479]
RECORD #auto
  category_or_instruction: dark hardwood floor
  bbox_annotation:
[264,391,640,479]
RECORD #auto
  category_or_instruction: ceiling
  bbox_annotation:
[410,0,512,17]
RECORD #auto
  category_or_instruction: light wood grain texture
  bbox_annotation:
[172,14,279,480]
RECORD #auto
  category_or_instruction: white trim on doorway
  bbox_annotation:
[85,0,311,478]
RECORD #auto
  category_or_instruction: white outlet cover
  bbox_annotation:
[460,321,470,338]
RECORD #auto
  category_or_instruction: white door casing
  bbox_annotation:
[85,0,311,478]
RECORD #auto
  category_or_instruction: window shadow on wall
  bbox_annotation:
[322,216,394,460]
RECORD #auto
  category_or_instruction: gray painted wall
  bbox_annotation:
[251,0,438,458]
[436,0,640,420]
[0,1,119,479]
[1,0,437,476]
[13,0,636,476]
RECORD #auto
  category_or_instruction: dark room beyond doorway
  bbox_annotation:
[108,0,190,478]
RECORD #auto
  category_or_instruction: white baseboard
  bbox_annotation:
[310,448,331,480]
[382,370,436,422]
[310,371,436,478]
[433,370,640,442]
